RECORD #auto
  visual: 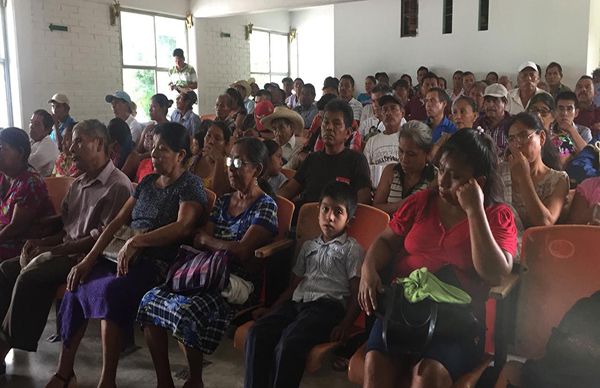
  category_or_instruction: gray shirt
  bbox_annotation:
[61,160,133,241]
[292,233,364,305]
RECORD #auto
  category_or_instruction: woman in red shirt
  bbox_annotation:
[358,129,517,388]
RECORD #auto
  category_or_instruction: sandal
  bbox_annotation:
[48,372,77,388]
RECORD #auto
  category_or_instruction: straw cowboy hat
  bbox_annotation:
[260,106,304,134]
[231,80,252,97]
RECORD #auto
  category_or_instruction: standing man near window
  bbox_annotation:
[168,48,197,93]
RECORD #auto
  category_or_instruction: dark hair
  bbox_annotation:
[152,93,174,111]
[536,63,542,75]
[33,109,54,131]
[0,127,31,163]
[592,68,600,78]
[528,92,556,111]
[401,74,413,83]
[546,62,563,76]
[505,112,561,170]
[438,77,447,89]
[366,75,377,84]
[324,99,353,128]
[427,87,450,105]
[487,71,499,78]
[453,95,478,113]
[218,93,235,108]
[263,138,280,157]
[372,84,393,95]
[392,79,410,91]
[282,77,293,84]
[435,129,503,205]
[234,137,274,198]
[579,75,593,83]
[294,77,304,84]
[153,122,192,165]
[172,48,184,58]
[316,93,338,110]
[226,87,246,113]
[181,90,198,108]
[463,71,475,78]
[256,89,272,101]
[319,181,358,219]
[417,66,429,74]
[207,120,233,143]
[422,72,439,83]
[194,120,212,150]
[302,83,316,97]
[107,118,134,169]
[453,70,464,77]
[340,74,355,88]
[555,90,578,106]
[375,72,389,81]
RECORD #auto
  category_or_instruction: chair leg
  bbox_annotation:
[47,298,62,343]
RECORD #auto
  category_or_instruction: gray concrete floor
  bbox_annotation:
[0,311,356,388]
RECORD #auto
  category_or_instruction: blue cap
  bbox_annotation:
[105,90,132,104]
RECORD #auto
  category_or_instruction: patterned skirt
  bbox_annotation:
[136,287,235,354]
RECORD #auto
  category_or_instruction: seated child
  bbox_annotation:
[264,139,287,192]
[244,181,364,388]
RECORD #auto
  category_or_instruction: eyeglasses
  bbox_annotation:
[507,131,536,144]
[225,157,253,169]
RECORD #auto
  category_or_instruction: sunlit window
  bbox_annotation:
[0,3,12,128]
[120,11,187,122]
[250,30,289,88]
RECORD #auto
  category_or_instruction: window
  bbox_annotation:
[120,10,188,122]
[0,3,12,127]
[401,0,418,37]
[250,29,289,87]
[479,0,489,31]
[443,0,453,34]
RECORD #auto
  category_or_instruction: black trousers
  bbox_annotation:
[244,299,345,388]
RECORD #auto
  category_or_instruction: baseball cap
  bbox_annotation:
[378,94,403,108]
[105,90,132,104]
[518,61,538,73]
[48,93,70,106]
[484,83,508,99]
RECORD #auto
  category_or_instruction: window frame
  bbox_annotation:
[401,0,419,37]
[0,2,12,127]
[119,8,188,101]
[443,0,453,34]
[478,0,490,31]
[250,28,290,85]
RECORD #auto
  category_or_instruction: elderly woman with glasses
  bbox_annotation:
[500,112,568,229]
[137,137,278,388]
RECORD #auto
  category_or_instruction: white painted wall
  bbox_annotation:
[195,10,291,114]
[191,0,351,18]
[9,0,189,129]
[290,5,335,93]
[334,0,592,93]
[587,0,600,74]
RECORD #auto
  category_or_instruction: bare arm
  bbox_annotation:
[566,191,593,225]
[373,164,408,215]
[194,223,274,262]
[357,187,372,205]
[331,277,361,341]
[358,227,405,315]
[277,178,302,200]
[0,204,41,243]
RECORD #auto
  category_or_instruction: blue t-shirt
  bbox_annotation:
[210,193,278,241]
[427,116,457,143]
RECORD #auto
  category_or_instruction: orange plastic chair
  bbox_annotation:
[494,225,600,387]
[281,168,296,180]
[234,202,390,374]
[44,176,75,215]
[200,114,217,121]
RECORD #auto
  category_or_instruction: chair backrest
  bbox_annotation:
[44,176,75,215]
[295,202,390,256]
[281,168,296,180]
[513,225,600,359]
[275,195,295,239]
[205,188,217,212]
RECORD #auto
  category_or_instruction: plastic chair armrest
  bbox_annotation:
[254,238,294,258]
[489,273,520,300]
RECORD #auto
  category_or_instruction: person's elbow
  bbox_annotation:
[357,187,372,204]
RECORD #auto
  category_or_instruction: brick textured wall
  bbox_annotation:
[27,0,122,125]
[196,18,251,115]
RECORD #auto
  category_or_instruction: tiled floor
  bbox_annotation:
[0,313,356,388]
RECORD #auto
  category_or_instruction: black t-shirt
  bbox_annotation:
[294,149,371,203]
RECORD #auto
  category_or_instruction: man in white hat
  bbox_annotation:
[261,106,306,170]
[48,93,75,148]
[507,61,549,115]
[105,90,143,144]
[474,83,512,153]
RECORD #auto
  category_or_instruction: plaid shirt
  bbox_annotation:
[474,111,511,155]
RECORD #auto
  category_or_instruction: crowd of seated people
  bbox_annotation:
[0,53,599,388]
